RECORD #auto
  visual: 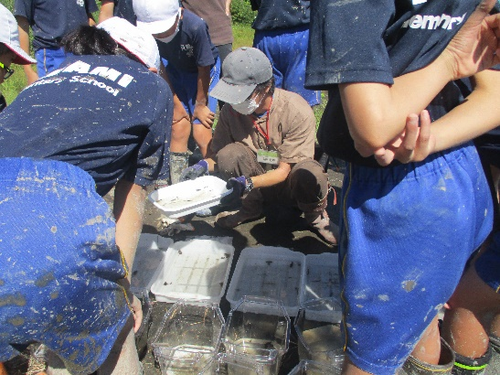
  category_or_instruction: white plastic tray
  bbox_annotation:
[225,247,305,317]
[130,233,173,292]
[148,176,232,218]
[301,253,340,305]
[150,238,234,303]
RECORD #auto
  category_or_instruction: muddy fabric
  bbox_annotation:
[339,144,492,374]
[0,54,173,196]
[0,158,131,375]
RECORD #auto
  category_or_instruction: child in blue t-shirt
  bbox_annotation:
[134,0,220,184]
[14,0,98,84]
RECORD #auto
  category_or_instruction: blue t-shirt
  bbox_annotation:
[0,54,173,196]
[306,0,491,167]
[157,9,218,74]
[14,0,98,50]
[112,0,136,25]
[251,0,310,30]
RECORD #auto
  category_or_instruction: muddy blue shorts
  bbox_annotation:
[163,57,220,125]
[253,25,321,107]
[338,143,493,374]
[0,158,131,375]
[475,230,500,293]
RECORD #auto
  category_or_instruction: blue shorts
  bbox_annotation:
[338,143,493,374]
[475,230,500,293]
[35,47,68,77]
[163,57,220,125]
[0,158,131,375]
[253,25,321,107]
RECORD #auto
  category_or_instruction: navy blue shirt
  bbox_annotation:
[0,55,173,196]
[14,0,98,51]
[157,9,218,74]
[251,0,310,30]
[111,0,136,25]
[306,0,486,167]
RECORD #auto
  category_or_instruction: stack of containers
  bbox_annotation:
[218,296,291,375]
[151,300,225,374]
[288,359,341,375]
[295,253,344,370]
[148,238,235,374]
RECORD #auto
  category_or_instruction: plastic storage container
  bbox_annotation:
[301,253,340,305]
[150,238,234,303]
[148,176,232,218]
[131,233,173,291]
[295,298,344,366]
[151,301,225,375]
[287,359,341,375]
[225,247,305,317]
[219,297,291,375]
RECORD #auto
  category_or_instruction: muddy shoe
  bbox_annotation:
[215,209,261,229]
[306,209,339,245]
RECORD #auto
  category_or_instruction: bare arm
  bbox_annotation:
[193,65,215,129]
[341,0,500,157]
[98,0,114,23]
[113,179,146,281]
[225,0,232,16]
[374,69,500,166]
[87,12,96,26]
[15,15,38,85]
[251,161,291,188]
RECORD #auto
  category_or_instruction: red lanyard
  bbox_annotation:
[252,98,272,146]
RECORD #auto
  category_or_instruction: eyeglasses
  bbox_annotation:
[0,61,14,80]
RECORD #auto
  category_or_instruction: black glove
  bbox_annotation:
[220,176,248,207]
[179,160,209,182]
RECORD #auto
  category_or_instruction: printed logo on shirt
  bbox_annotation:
[402,12,466,30]
[181,44,194,58]
[76,0,84,7]
[38,60,135,96]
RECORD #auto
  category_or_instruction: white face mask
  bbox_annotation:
[231,97,260,115]
[156,10,181,44]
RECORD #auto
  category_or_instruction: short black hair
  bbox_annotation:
[61,25,143,65]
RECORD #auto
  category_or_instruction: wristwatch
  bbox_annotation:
[245,177,254,193]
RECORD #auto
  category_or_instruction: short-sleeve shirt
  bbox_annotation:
[305,0,484,167]
[110,0,136,25]
[14,0,98,50]
[181,0,233,46]
[208,88,316,164]
[157,9,218,74]
[0,54,173,196]
[250,0,310,31]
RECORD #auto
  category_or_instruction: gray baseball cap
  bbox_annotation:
[210,47,273,104]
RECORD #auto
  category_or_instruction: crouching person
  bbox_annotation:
[180,47,338,245]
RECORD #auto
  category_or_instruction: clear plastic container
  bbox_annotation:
[294,298,344,367]
[225,247,305,317]
[151,301,225,375]
[220,297,291,375]
[150,238,234,304]
[131,233,173,291]
[287,359,342,375]
[301,253,340,306]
